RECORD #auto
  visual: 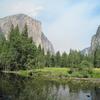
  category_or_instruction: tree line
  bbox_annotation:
[0,25,100,71]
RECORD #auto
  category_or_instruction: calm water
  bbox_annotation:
[0,72,100,100]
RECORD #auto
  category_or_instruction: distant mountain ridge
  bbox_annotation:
[81,47,90,55]
[0,14,54,54]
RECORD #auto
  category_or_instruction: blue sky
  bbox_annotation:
[0,0,100,52]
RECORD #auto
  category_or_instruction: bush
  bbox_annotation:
[67,62,93,78]
[79,60,93,69]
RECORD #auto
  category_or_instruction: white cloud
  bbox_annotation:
[2,1,44,17]
[46,1,100,53]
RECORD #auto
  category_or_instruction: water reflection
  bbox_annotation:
[0,73,100,100]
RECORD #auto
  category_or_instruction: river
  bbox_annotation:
[0,72,100,100]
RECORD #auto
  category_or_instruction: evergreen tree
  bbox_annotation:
[45,51,51,67]
[55,51,61,67]
[94,46,100,67]
[22,24,28,37]
[50,55,56,67]
[61,52,68,67]
[67,49,82,68]
[34,45,45,68]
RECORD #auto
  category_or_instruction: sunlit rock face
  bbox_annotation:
[0,14,54,54]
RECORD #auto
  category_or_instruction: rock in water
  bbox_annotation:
[0,14,54,54]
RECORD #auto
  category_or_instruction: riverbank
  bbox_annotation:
[2,68,69,78]
[1,70,100,100]
[2,67,100,79]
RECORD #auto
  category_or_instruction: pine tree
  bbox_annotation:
[34,45,45,68]
[55,51,61,67]
[50,55,56,67]
[94,46,100,67]
[22,24,28,37]
[45,51,51,67]
[61,52,68,67]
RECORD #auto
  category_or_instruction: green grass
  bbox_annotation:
[3,67,100,78]
[92,68,100,78]
[2,67,70,77]
[38,68,100,79]
[34,67,70,78]
[36,67,69,74]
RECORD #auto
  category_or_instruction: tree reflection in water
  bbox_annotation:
[0,72,100,100]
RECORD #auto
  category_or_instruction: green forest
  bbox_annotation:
[0,25,100,78]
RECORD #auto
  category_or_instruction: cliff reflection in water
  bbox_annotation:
[0,72,100,100]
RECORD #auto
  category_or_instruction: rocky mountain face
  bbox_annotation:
[81,47,90,55]
[0,14,54,54]
[90,26,100,53]
[82,26,100,55]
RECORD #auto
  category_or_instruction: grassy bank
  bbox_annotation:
[3,68,69,77]
[3,67,100,79]
[34,67,100,78]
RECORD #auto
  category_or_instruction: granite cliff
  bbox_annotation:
[82,26,100,55]
[0,14,54,54]
[90,26,100,53]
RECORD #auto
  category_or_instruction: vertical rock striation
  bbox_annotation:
[82,25,100,55]
[0,14,54,54]
[91,25,100,53]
